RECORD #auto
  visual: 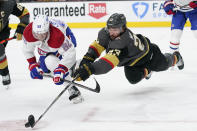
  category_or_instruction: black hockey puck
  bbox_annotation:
[25,122,30,128]
[25,114,35,128]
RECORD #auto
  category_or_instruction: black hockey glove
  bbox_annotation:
[74,63,95,81]
[80,53,95,67]
[15,23,27,40]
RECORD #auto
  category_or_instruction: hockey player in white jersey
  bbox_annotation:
[22,15,84,104]
[163,0,197,69]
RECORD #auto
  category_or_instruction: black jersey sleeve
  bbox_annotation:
[12,3,30,26]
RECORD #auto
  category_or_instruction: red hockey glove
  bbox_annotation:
[189,1,197,8]
[29,63,43,79]
[163,0,176,15]
[53,64,69,85]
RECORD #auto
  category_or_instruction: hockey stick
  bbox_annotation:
[24,75,79,128]
[0,36,16,44]
[44,75,100,93]
[173,3,190,11]
[64,78,100,93]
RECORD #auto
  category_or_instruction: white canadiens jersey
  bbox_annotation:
[22,19,76,70]
[173,0,194,12]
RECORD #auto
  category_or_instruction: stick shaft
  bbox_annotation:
[0,36,16,44]
[32,77,77,127]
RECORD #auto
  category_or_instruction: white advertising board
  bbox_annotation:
[9,1,190,28]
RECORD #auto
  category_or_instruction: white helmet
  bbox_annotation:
[32,15,49,34]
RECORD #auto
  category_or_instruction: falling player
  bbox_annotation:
[73,13,184,84]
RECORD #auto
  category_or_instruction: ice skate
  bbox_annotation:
[68,86,84,104]
[2,73,11,89]
[145,71,152,80]
[173,51,184,70]
[144,68,152,80]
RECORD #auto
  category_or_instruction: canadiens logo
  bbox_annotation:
[0,11,5,18]
[108,49,121,57]
[38,48,48,56]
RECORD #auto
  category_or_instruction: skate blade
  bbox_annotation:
[170,66,175,71]
[71,96,84,104]
[4,85,10,90]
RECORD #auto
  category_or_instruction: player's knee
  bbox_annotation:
[127,79,141,84]
[45,54,59,71]
[125,74,143,84]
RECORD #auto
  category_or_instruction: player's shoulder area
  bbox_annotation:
[98,27,109,39]
[120,28,134,39]
[111,29,134,47]
[48,24,65,48]
[23,22,37,42]
[49,19,68,29]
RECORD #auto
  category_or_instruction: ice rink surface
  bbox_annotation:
[1,27,197,131]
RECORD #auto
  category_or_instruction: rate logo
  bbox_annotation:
[88,3,107,19]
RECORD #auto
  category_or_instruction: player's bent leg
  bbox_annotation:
[42,54,59,73]
[149,43,170,71]
[164,52,184,70]
[45,54,84,104]
[124,66,145,84]
[173,52,184,70]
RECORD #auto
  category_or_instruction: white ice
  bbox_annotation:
[1,27,197,131]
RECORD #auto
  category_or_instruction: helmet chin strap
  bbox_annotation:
[119,27,123,33]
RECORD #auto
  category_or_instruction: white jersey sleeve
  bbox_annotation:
[22,36,40,60]
[58,36,76,69]
[174,0,194,12]
[49,19,68,34]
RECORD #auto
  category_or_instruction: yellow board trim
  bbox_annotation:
[9,21,191,29]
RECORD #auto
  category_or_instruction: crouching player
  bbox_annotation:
[22,15,83,104]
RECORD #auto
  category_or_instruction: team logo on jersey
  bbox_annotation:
[132,2,149,19]
[108,49,121,57]
[38,48,48,56]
